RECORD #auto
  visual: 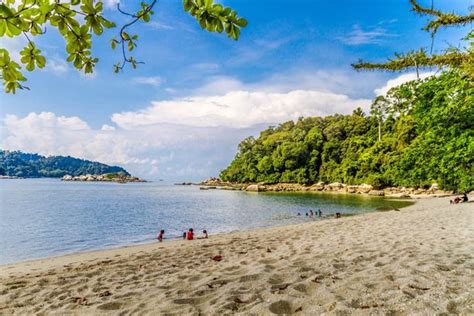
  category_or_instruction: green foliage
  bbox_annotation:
[0,150,130,178]
[221,70,473,192]
[352,1,474,79]
[0,0,247,93]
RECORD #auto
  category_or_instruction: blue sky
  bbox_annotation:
[0,0,470,180]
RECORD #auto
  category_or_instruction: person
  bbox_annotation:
[451,196,462,204]
[318,209,322,217]
[336,212,341,218]
[297,212,301,216]
[187,228,194,240]
[305,213,309,217]
[451,193,469,204]
[182,232,187,240]
[198,229,208,239]
[309,210,314,217]
[157,229,165,242]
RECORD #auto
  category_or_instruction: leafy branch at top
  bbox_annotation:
[352,0,474,79]
[0,0,248,93]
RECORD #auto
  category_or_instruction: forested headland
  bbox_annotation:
[220,70,473,192]
[0,150,130,178]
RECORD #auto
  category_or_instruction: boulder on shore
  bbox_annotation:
[368,190,385,196]
[358,183,373,193]
[246,184,265,192]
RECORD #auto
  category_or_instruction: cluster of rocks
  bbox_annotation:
[61,174,146,183]
[199,178,454,198]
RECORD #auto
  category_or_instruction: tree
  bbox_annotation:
[352,0,474,79]
[370,96,389,141]
[0,0,247,93]
[220,70,473,191]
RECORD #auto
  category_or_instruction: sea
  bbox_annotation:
[0,178,412,265]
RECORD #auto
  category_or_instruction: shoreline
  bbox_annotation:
[197,179,458,199]
[0,195,413,269]
[1,196,472,314]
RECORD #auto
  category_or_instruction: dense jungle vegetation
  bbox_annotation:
[220,70,473,192]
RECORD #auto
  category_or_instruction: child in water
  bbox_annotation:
[182,232,186,240]
[157,229,165,242]
[187,228,194,240]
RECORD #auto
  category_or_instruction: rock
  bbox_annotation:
[309,184,324,191]
[429,183,439,190]
[327,182,343,191]
[62,175,73,181]
[358,183,373,193]
[246,184,264,192]
[368,190,385,196]
[413,189,427,195]
[347,186,357,193]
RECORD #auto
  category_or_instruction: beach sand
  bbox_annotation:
[1,197,473,314]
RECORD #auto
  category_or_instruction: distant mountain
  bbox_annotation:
[0,150,130,178]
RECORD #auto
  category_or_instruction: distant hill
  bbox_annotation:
[0,150,130,178]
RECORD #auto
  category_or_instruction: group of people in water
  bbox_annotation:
[298,209,323,217]
[297,209,323,217]
[156,228,208,242]
[297,209,342,218]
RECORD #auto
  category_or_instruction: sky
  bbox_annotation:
[0,0,471,181]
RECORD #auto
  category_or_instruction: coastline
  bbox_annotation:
[0,195,413,269]
[197,179,458,199]
[1,196,472,314]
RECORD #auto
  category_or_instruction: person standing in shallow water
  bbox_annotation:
[318,209,322,217]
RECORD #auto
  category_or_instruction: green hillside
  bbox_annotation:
[0,150,130,178]
[220,70,473,192]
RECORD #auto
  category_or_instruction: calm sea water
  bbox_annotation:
[0,179,412,264]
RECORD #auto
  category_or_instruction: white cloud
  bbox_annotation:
[45,58,69,75]
[112,89,371,129]
[374,72,435,96]
[1,72,405,180]
[0,111,262,180]
[132,76,163,87]
[0,36,26,62]
[102,0,119,9]
[339,24,397,45]
[101,124,116,131]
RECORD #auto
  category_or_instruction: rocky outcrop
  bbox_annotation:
[61,173,146,183]
[197,178,456,198]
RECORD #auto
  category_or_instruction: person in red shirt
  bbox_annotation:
[157,229,165,242]
[186,228,194,240]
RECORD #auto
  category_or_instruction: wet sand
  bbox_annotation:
[0,196,473,314]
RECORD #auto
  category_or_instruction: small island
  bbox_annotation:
[0,150,145,183]
[61,173,146,183]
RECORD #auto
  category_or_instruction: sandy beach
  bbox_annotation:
[0,196,473,314]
